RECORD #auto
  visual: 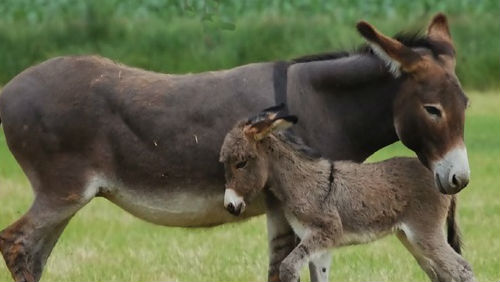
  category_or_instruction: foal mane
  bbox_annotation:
[276,130,322,161]
[292,31,454,64]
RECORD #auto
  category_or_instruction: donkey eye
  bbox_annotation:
[235,160,247,169]
[424,105,442,118]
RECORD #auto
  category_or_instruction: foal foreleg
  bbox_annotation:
[266,195,298,282]
[279,218,341,282]
[279,233,334,282]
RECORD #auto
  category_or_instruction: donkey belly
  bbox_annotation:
[97,176,266,227]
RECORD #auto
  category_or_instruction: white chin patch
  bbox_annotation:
[433,145,470,190]
[224,188,244,208]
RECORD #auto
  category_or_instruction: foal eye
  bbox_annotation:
[423,105,442,118]
[235,160,247,169]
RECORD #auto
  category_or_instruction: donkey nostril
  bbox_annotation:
[227,202,235,213]
[234,203,242,215]
[452,174,459,187]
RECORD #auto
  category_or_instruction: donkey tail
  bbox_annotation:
[447,195,462,254]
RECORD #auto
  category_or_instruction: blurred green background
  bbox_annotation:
[0,0,499,90]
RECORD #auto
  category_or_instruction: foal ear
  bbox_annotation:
[247,103,285,124]
[269,116,298,132]
[244,116,298,141]
[356,21,422,76]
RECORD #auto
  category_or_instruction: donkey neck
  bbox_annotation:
[260,134,331,205]
[287,54,402,162]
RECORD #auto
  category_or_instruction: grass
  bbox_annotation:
[0,91,498,281]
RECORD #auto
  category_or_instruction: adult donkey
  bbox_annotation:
[0,14,469,282]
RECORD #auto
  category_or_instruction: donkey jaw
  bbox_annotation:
[224,188,246,216]
[432,145,470,194]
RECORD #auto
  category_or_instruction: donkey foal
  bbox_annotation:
[219,107,475,282]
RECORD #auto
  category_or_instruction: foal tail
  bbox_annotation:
[447,195,462,254]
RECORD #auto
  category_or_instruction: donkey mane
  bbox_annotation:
[276,130,322,160]
[292,31,454,63]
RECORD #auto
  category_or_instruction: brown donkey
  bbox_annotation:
[220,106,475,282]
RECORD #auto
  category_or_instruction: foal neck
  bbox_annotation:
[260,134,332,203]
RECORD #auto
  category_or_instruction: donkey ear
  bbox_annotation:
[356,21,422,76]
[427,13,453,47]
[427,13,456,70]
[244,115,298,141]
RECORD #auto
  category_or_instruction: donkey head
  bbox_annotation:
[357,14,470,194]
[219,104,297,216]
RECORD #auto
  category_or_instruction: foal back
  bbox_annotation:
[332,157,451,236]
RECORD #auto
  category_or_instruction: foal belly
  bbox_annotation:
[338,230,392,246]
[284,211,393,246]
[96,177,266,227]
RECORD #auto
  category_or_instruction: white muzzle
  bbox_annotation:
[432,145,470,194]
[224,188,246,216]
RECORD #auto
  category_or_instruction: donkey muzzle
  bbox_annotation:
[433,145,470,194]
[224,188,246,216]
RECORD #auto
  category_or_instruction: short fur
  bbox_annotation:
[220,118,475,282]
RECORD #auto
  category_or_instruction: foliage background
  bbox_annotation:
[0,0,499,90]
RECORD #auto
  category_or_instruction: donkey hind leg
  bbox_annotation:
[309,251,332,282]
[0,194,90,282]
[266,194,298,282]
[398,228,476,282]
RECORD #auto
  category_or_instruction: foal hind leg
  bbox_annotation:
[399,227,475,282]
[397,231,439,281]
[418,239,475,282]
[0,191,91,282]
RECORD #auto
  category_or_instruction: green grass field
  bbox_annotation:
[0,91,498,281]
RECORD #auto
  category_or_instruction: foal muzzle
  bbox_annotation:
[224,188,246,216]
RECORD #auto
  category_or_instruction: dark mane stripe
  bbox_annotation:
[292,51,350,63]
[291,31,454,63]
[278,130,322,160]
